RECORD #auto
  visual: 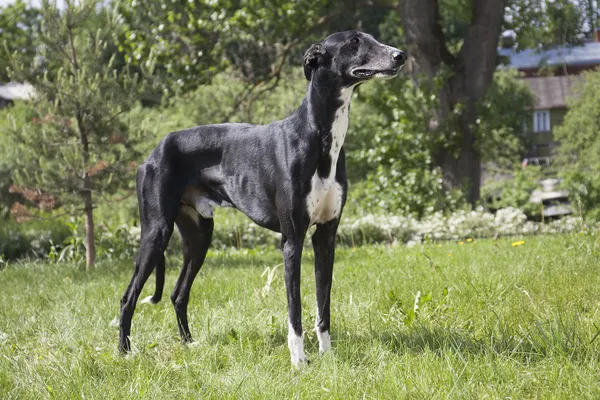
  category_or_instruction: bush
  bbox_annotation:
[560,171,600,221]
[481,165,543,217]
[0,102,37,218]
[554,69,600,220]
[337,207,592,246]
[1,207,593,264]
[345,69,532,217]
[345,74,460,217]
[0,220,71,261]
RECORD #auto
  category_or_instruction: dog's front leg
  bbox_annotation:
[283,238,307,368]
[312,220,339,354]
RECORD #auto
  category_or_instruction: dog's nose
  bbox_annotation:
[392,50,407,64]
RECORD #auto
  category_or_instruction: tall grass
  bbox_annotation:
[1,233,599,398]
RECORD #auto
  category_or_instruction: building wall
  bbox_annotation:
[529,107,567,157]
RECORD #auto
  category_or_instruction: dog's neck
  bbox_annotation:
[301,69,355,178]
[304,71,353,137]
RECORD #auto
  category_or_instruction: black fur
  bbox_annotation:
[118,31,406,361]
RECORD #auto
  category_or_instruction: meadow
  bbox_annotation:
[1,233,599,399]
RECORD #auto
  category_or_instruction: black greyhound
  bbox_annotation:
[119,30,406,367]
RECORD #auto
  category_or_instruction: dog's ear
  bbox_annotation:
[303,43,326,81]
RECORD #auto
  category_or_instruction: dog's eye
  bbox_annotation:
[350,37,360,45]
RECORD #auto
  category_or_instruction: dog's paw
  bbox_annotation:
[140,296,157,305]
[288,329,307,369]
[316,330,331,354]
[291,354,309,369]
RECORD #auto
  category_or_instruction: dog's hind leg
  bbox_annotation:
[119,163,180,353]
[119,223,173,352]
[312,219,339,354]
[140,253,165,305]
[171,205,214,343]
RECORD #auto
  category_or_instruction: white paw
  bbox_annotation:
[109,317,120,328]
[290,350,308,369]
[316,330,331,354]
[288,324,308,369]
[140,296,156,305]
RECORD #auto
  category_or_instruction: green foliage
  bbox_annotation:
[0,204,592,261]
[46,218,141,263]
[505,0,586,49]
[562,171,600,220]
[117,0,392,93]
[545,0,586,46]
[345,75,452,217]
[6,0,150,215]
[117,0,234,92]
[439,0,472,52]
[481,165,542,216]
[476,69,534,167]
[0,0,591,243]
[0,219,70,261]
[0,102,34,217]
[0,0,40,82]
[124,69,305,158]
[554,69,600,220]
[345,68,532,217]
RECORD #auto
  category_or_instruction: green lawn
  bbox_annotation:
[1,234,599,399]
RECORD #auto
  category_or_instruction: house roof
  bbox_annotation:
[499,41,600,70]
[0,82,35,101]
[525,75,584,109]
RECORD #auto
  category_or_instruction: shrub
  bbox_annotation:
[554,69,600,220]
[0,220,71,261]
[481,165,543,217]
[1,208,593,264]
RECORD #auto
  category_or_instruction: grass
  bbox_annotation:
[1,233,600,398]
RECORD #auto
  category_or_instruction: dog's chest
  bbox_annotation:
[306,88,352,225]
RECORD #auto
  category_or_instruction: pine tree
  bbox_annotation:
[6,0,152,270]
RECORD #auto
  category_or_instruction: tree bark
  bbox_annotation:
[398,0,506,204]
[83,188,96,269]
[77,110,96,270]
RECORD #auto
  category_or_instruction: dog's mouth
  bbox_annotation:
[351,67,400,79]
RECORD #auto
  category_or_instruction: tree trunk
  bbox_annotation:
[67,18,97,269]
[398,0,506,204]
[76,109,96,270]
[83,188,96,270]
[436,113,481,204]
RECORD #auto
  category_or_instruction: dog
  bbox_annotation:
[118,30,406,368]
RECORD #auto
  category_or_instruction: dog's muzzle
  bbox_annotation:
[351,48,407,79]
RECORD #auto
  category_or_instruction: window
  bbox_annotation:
[533,110,551,133]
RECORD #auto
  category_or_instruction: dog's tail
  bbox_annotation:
[140,254,165,305]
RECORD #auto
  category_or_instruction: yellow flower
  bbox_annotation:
[447,253,452,257]
[458,241,464,246]
[466,238,473,243]
[511,240,525,247]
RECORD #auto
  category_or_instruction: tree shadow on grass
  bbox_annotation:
[162,249,283,272]
[331,324,594,365]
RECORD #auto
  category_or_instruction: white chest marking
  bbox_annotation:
[306,87,353,225]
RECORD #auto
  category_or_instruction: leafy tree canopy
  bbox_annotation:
[0,0,41,82]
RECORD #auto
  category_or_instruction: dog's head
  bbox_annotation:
[303,31,406,84]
